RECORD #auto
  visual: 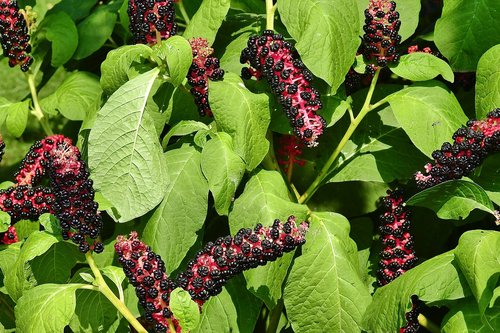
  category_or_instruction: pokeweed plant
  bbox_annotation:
[0,0,499,332]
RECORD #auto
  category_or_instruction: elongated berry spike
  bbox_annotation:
[187,38,225,117]
[115,232,180,333]
[0,0,33,71]
[1,225,18,244]
[415,109,500,189]
[128,0,177,45]
[240,30,326,147]
[176,216,308,304]
[0,185,54,222]
[0,135,5,163]
[400,295,422,333]
[378,189,417,286]
[362,0,401,72]
[276,135,306,174]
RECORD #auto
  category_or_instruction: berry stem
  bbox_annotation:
[85,252,148,333]
[177,0,191,24]
[298,68,381,204]
[418,314,440,333]
[266,0,277,30]
[26,72,53,136]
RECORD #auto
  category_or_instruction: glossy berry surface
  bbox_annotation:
[128,0,177,45]
[378,189,418,286]
[1,225,18,244]
[415,109,500,189]
[0,0,33,71]
[400,295,421,333]
[175,216,308,304]
[362,0,401,72]
[0,185,54,222]
[240,30,326,147]
[187,37,224,117]
[115,232,180,333]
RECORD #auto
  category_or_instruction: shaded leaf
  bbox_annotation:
[183,0,231,44]
[475,44,500,119]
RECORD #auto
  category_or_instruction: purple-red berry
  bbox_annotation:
[0,185,54,223]
[400,295,422,333]
[128,0,177,45]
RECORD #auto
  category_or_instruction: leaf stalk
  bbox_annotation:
[26,72,53,136]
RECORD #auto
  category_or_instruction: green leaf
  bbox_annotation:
[74,10,117,59]
[284,212,371,333]
[388,81,468,157]
[471,154,500,205]
[0,243,20,284]
[442,298,500,333]
[407,180,495,220]
[5,101,29,138]
[201,133,246,215]
[362,251,470,332]
[143,145,208,273]
[30,242,83,285]
[153,36,193,86]
[192,275,262,333]
[278,0,360,91]
[162,120,210,148]
[101,266,126,292]
[435,0,500,71]
[4,231,59,301]
[220,30,257,75]
[51,0,96,21]
[100,44,153,96]
[229,170,308,308]
[455,230,500,316]
[183,0,231,44]
[0,212,10,233]
[475,44,500,119]
[209,73,270,170]
[69,288,118,333]
[390,53,454,82]
[94,191,114,211]
[38,12,79,67]
[40,71,102,121]
[38,213,62,235]
[33,0,64,21]
[88,68,168,222]
[169,288,201,331]
[15,283,85,333]
[392,0,421,42]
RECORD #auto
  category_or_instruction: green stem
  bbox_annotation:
[177,0,191,24]
[266,0,277,30]
[418,314,440,333]
[27,72,53,136]
[265,299,283,333]
[86,252,147,333]
[298,69,381,204]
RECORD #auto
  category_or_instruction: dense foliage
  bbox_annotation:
[0,0,499,332]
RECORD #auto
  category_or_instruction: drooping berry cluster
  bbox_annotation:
[362,0,401,73]
[415,109,500,190]
[0,0,33,71]
[176,216,308,303]
[115,232,180,333]
[1,225,18,244]
[276,135,306,174]
[128,0,177,45]
[400,295,422,333]
[378,189,418,286]
[240,30,326,147]
[0,185,54,222]
[186,38,225,117]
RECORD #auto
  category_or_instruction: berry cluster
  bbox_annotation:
[240,30,326,147]
[362,0,401,74]
[186,38,225,117]
[0,185,54,222]
[400,295,422,333]
[0,0,33,71]
[115,232,180,333]
[415,109,500,190]
[1,225,18,244]
[128,0,177,45]
[378,189,418,286]
[276,135,305,174]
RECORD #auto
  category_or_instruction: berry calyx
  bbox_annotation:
[128,0,177,45]
[240,30,326,147]
[276,135,306,174]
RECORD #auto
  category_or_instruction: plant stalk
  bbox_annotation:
[27,72,53,136]
[265,299,284,333]
[298,69,381,204]
[266,0,277,30]
[86,252,147,333]
[177,0,191,24]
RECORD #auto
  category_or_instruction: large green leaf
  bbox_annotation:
[88,68,168,222]
[406,180,495,220]
[388,81,468,157]
[209,74,270,171]
[183,0,231,44]
[38,12,79,67]
[362,251,470,332]
[201,133,246,215]
[442,299,500,332]
[278,0,360,91]
[390,53,454,82]
[143,145,208,273]
[5,101,29,138]
[455,230,500,315]
[435,0,500,71]
[40,71,102,121]
[15,283,85,333]
[162,120,210,148]
[229,170,308,308]
[475,44,500,119]
[152,36,193,86]
[470,154,500,205]
[0,243,20,286]
[100,44,153,96]
[74,9,117,59]
[192,276,261,333]
[69,289,119,333]
[284,212,371,333]
[170,288,201,331]
[30,242,83,285]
